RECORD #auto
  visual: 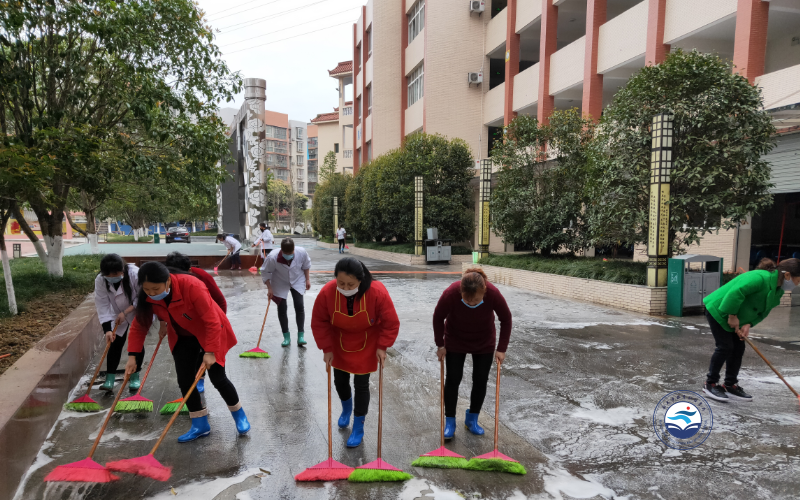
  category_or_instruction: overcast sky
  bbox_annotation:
[197,0,363,123]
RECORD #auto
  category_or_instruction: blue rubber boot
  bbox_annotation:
[281,331,291,347]
[444,417,456,440]
[464,409,484,435]
[178,416,211,443]
[197,378,205,394]
[231,407,250,435]
[347,416,365,447]
[338,398,353,428]
[297,332,307,346]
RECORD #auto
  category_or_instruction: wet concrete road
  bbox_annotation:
[14,244,800,499]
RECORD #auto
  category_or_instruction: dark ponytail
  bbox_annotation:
[334,257,373,299]
[756,258,777,271]
[99,253,133,304]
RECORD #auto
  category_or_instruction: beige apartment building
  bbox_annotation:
[311,61,355,175]
[345,0,800,270]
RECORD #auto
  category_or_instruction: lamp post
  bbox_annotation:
[415,176,424,256]
[647,113,674,287]
[478,159,492,259]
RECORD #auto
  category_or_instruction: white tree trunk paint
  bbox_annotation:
[89,233,99,254]
[1,248,17,315]
[30,239,47,264]
[133,228,139,242]
[43,235,64,277]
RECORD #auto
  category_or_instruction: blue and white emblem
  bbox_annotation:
[653,391,713,450]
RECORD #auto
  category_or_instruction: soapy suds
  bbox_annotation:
[147,468,263,499]
[571,401,642,426]
[398,478,469,500]
[537,319,664,330]
[13,440,56,500]
[540,466,618,500]
[88,428,162,443]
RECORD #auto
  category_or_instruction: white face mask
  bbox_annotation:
[781,272,797,292]
[337,286,359,297]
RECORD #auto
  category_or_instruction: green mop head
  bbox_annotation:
[463,458,527,475]
[115,395,154,413]
[348,459,412,483]
[159,399,189,415]
[239,347,270,358]
[411,456,468,469]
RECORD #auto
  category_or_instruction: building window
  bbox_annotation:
[275,169,289,180]
[334,143,340,153]
[367,85,372,116]
[297,169,304,180]
[299,182,304,192]
[407,64,424,107]
[367,141,372,162]
[265,126,287,139]
[296,127,303,139]
[357,43,361,69]
[296,155,304,166]
[408,0,425,43]
[366,27,372,57]
[357,97,361,119]
[297,141,304,153]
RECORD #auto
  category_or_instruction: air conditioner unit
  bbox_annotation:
[468,72,483,85]
[469,0,485,13]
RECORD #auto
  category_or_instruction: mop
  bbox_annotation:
[44,374,131,482]
[106,366,206,481]
[115,336,163,413]
[348,359,413,482]
[64,326,117,412]
[295,363,355,481]
[159,398,189,415]
[213,250,231,273]
[463,360,526,475]
[239,301,271,358]
[745,336,800,406]
[249,242,263,273]
[411,357,468,469]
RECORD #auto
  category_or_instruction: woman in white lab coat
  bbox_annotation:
[94,254,145,391]
[251,222,274,258]
[217,233,242,270]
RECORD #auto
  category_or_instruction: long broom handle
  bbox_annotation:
[745,336,799,397]
[88,373,130,459]
[253,242,263,268]
[134,336,163,396]
[327,363,333,460]
[215,250,232,268]
[493,360,501,452]
[440,357,445,448]
[377,359,383,460]
[255,300,271,350]
[84,324,119,396]
[149,365,206,456]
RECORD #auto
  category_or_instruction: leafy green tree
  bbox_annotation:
[491,111,595,254]
[588,49,775,253]
[312,173,352,240]
[0,0,239,275]
[320,151,337,182]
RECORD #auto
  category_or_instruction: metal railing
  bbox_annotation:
[343,150,353,159]
[342,107,353,116]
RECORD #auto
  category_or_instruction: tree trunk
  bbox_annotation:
[86,208,99,254]
[10,204,47,263]
[0,210,18,315]
[29,204,66,277]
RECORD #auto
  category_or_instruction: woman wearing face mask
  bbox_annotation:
[94,254,145,392]
[310,257,400,448]
[125,262,249,443]
[432,268,512,440]
[261,237,312,347]
[216,233,242,270]
[702,258,800,403]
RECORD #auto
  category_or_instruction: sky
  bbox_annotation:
[196,0,363,124]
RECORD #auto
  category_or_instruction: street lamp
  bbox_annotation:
[647,113,674,287]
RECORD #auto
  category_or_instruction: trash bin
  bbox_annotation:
[472,252,479,263]
[666,255,723,316]
[154,233,160,244]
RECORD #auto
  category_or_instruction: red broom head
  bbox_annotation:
[472,450,519,462]
[44,458,120,483]
[357,458,401,471]
[106,454,172,481]
[249,266,258,272]
[295,459,354,482]
[422,446,465,458]
[70,394,97,404]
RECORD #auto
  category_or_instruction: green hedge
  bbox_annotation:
[355,241,472,255]
[480,253,646,285]
[106,234,153,243]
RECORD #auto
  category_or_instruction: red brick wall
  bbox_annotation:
[645,0,669,66]
[733,0,769,83]
[582,0,606,122]
[537,0,557,125]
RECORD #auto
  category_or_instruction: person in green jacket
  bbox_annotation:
[702,258,800,402]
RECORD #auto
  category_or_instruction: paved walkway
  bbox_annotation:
[14,245,800,499]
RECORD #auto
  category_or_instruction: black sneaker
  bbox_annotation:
[724,384,753,402]
[703,383,729,402]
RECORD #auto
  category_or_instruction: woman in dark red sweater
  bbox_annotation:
[433,268,512,440]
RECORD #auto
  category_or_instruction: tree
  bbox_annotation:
[0,200,17,315]
[0,0,240,275]
[320,151,337,182]
[491,111,595,254]
[312,173,352,240]
[588,49,775,253]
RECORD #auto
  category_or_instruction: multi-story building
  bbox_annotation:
[288,119,308,197]
[307,124,319,195]
[310,61,355,175]
[347,0,800,269]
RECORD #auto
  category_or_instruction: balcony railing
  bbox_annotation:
[308,173,318,182]
[343,149,353,159]
[342,107,353,116]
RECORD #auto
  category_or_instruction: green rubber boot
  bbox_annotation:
[100,372,115,392]
[281,331,291,347]
[128,372,141,391]
[297,332,307,346]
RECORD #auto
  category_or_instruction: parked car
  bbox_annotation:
[166,226,191,244]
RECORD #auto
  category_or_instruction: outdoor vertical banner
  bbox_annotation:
[647,113,673,287]
[415,176,424,256]
[333,196,338,240]
[478,159,492,259]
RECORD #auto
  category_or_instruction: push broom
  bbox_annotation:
[115,336,163,413]
[745,336,800,406]
[213,250,231,273]
[295,363,355,481]
[249,242,263,273]
[159,398,189,415]
[239,301,271,358]
[64,326,118,412]
[44,373,131,482]
[107,366,206,481]
[464,360,526,475]
[411,357,468,469]
[348,359,413,483]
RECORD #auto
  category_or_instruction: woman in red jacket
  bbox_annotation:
[433,268,512,440]
[125,262,249,443]
[311,257,400,447]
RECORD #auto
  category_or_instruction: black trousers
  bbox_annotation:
[278,288,305,333]
[230,250,241,268]
[104,324,143,374]
[444,352,494,418]
[338,239,346,251]
[334,368,371,417]
[172,335,240,413]
[705,310,746,386]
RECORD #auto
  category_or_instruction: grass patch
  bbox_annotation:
[355,241,472,255]
[106,234,153,243]
[480,253,646,285]
[0,255,104,318]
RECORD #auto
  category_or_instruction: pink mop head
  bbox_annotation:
[295,458,354,481]
[357,459,401,471]
[44,458,120,483]
[70,394,97,405]
[472,450,519,462]
[421,446,465,458]
[106,454,172,481]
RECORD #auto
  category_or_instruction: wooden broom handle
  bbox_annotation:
[255,300,271,350]
[88,372,130,459]
[494,360,501,452]
[135,336,163,396]
[745,337,799,397]
[440,357,445,448]
[377,359,383,460]
[215,250,231,268]
[149,365,207,455]
[327,363,332,460]
[85,324,119,396]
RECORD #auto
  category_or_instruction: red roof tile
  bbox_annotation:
[328,60,353,76]
[311,111,339,123]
